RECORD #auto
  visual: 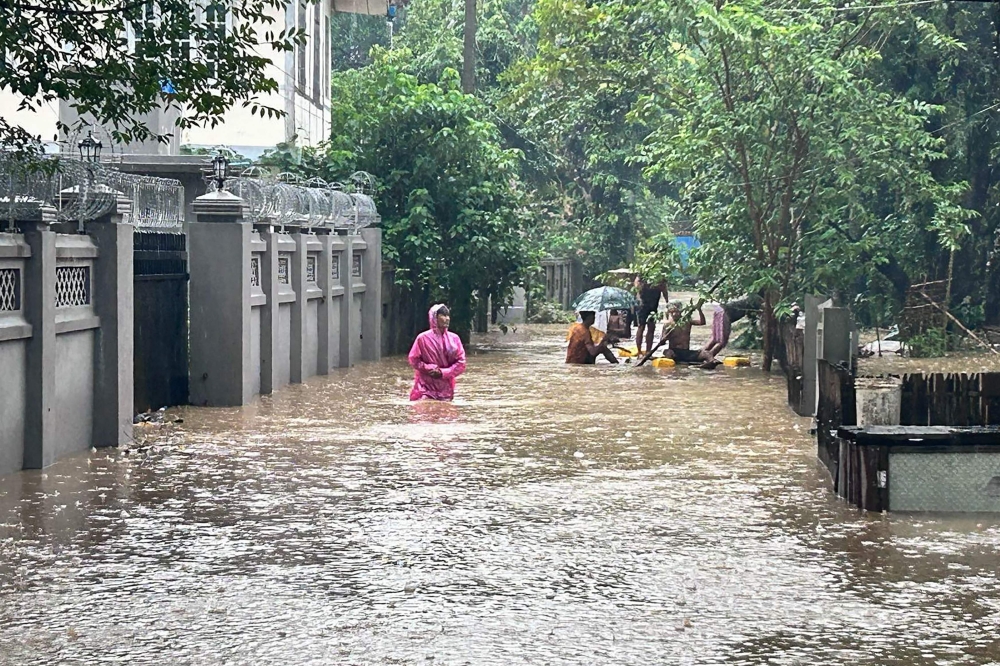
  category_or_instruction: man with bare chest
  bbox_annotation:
[660,300,706,363]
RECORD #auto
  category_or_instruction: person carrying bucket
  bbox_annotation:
[408,304,466,401]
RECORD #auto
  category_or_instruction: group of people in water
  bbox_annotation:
[405,280,759,402]
[565,276,759,367]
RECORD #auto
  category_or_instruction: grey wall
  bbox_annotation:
[0,233,30,475]
[186,191,382,408]
[541,258,582,310]
[0,205,133,477]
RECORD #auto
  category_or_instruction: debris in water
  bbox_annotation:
[574,451,585,459]
[495,446,505,454]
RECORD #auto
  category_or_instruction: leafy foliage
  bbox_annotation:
[498,0,666,276]
[628,232,683,288]
[0,1,306,150]
[311,49,534,333]
[626,0,974,366]
[330,10,396,71]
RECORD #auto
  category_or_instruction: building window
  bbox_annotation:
[306,255,317,283]
[206,1,227,79]
[331,255,340,281]
[352,254,362,279]
[324,18,331,102]
[312,3,322,101]
[55,266,91,308]
[297,1,308,92]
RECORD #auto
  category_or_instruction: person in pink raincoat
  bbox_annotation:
[408,304,467,401]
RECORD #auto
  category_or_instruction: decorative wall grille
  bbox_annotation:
[0,268,20,312]
[331,256,340,281]
[55,266,91,307]
[306,255,317,283]
[278,256,290,285]
[251,256,261,288]
[352,253,362,278]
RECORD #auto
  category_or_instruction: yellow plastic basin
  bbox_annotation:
[723,356,750,367]
[651,357,676,368]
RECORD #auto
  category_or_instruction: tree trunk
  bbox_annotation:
[473,292,488,333]
[761,294,776,372]
[462,0,477,94]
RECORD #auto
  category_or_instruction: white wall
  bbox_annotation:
[185,0,332,152]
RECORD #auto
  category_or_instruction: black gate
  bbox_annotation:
[134,232,189,413]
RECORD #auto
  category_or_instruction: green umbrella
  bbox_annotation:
[571,286,638,312]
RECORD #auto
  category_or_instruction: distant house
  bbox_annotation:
[0,1,343,160]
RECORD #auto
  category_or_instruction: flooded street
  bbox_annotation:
[2,328,1000,665]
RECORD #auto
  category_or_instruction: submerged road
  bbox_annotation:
[1,328,999,665]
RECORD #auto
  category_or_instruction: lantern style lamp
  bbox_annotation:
[211,152,229,191]
[77,130,102,163]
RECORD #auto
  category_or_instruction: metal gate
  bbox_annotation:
[134,232,189,413]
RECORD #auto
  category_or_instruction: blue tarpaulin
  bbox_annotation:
[674,235,700,268]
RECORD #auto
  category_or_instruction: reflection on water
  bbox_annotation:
[2,327,1000,665]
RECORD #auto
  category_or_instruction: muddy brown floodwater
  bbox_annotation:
[2,327,1000,665]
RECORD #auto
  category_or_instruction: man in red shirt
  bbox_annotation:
[566,311,619,364]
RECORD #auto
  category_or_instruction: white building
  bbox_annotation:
[0,1,338,160]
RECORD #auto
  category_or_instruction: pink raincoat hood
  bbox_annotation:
[407,304,467,400]
[428,303,447,331]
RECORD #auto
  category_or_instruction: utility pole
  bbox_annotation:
[462,0,476,93]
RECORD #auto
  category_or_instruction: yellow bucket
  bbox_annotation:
[651,357,676,368]
[616,348,638,358]
[723,356,750,367]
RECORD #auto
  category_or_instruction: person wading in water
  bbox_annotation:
[634,275,668,357]
[698,295,764,362]
[408,304,466,400]
[566,311,619,365]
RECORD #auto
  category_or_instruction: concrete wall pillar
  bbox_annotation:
[258,226,280,394]
[344,234,365,367]
[316,231,342,373]
[338,233,356,368]
[260,230,295,391]
[802,295,828,417]
[320,234,351,370]
[188,191,255,407]
[360,227,382,362]
[0,231,32,476]
[20,210,58,469]
[290,229,322,382]
[88,201,133,448]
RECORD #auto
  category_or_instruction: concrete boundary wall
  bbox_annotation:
[0,203,133,477]
[187,190,382,407]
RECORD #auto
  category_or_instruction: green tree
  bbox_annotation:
[314,49,533,337]
[0,0,307,150]
[630,0,973,368]
[330,10,396,71]
[399,0,537,92]
[874,4,1000,324]
[499,0,665,278]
